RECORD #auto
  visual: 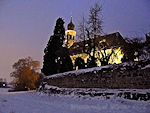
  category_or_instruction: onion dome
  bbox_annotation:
[67,16,75,30]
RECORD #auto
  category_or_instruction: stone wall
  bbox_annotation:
[45,61,150,89]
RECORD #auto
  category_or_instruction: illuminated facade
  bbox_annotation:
[65,17,126,69]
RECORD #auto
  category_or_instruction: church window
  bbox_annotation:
[70,35,72,39]
[67,35,69,39]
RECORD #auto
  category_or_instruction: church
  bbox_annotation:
[65,16,126,69]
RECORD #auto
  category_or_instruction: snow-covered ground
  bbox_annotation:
[0,88,150,113]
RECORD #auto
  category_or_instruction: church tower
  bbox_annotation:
[65,16,76,48]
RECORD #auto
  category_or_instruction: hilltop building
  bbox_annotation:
[65,16,126,69]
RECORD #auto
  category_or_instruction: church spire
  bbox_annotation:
[67,15,75,30]
[71,15,72,22]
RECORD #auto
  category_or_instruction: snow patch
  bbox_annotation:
[142,64,150,69]
[46,65,110,79]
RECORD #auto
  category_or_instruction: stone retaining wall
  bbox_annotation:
[45,61,150,89]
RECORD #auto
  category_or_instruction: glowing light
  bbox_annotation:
[65,30,76,48]
[70,47,124,68]
[70,53,89,64]
[3,83,6,87]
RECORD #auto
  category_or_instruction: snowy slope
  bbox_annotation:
[0,88,150,113]
[46,65,110,79]
[46,60,150,79]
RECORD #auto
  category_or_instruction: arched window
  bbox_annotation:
[67,35,69,40]
[70,35,72,39]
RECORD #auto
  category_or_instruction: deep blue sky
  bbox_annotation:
[0,0,150,81]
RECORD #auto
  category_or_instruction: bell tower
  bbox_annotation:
[65,16,76,48]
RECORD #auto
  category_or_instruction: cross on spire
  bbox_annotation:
[70,14,72,22]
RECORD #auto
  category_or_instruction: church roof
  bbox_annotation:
[67,16,75,30]
[68,32,126,55]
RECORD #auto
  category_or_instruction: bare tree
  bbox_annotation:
[77,3,103,67]
[88,3,103,59]
[97,42,115,66]
[77,15,87,41]
[77,15,87,52]
[78,3,103,41]
[88,3,103,36]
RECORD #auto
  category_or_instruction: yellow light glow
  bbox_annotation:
[65,30,76,36]
[70,47,124,68]
[65,30,76,48]
[70,53,89,64]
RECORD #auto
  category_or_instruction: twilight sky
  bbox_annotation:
[0,0,150,81]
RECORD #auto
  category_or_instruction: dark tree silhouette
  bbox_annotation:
[88,3,103,62]
[41,18,65,76]
[78,3,103,41]
[122,37,143,62]
[77,15,87,42]
[85,29,97,68]
[75,57,85,69]
[88,3,103,36]
[87,56,97,68]
[97,41,115,66]
[42,18,73,76]
[77,3,103,67]
[55,47,73,73]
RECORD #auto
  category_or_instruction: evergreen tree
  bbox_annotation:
[55,47,73,73]
[42,18,73,76]
[41,18,65,76]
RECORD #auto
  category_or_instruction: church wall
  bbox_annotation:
[70,47,124,68]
